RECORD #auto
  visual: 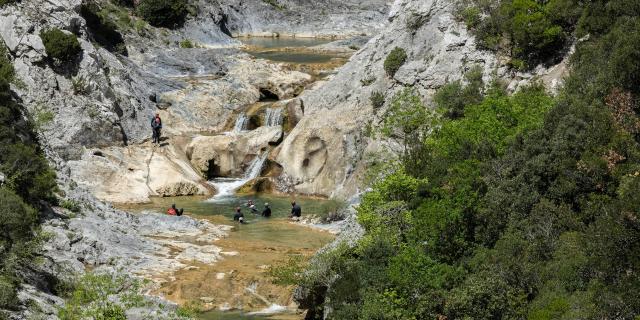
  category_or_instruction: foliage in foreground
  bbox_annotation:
[0,43,57,315]
[295,9,640,315]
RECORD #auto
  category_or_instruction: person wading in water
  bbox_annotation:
[290,201,301,221]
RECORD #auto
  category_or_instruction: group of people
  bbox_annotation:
[168,200,301,224]
[233,200,301,224]
[155,112,304,224]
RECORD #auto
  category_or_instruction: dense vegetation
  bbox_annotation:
[135,0,188,29]
[291,1,640,319]
[458,0,581,68]
[40,28,82,63]
[0,45,57,315]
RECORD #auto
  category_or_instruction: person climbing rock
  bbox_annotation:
[151,113,162,145]
[233,207,245,223]
[261,203,272,218]
[290,201,301,221]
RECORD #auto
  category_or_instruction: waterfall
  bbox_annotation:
[264,108,283,126]
[233,113,249,132]
[207,153,268,202]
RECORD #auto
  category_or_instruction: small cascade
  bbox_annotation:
[207,153,268,201]
[233,113,249,132]
[264,107,283,126]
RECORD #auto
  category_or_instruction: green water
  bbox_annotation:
[198,311,294,320]
[237,37,333,49]
[237,37,340,64]
[249,51,336,64]
[123,194,335,320]
[126,193,331,223]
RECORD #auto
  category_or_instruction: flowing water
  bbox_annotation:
[208,153,268,201]
[264,108,283,127]
[234,113,250,132]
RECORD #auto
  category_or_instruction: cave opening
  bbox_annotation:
[206,159,222,180]
[259,88,280,102]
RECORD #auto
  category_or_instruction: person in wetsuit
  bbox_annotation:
[167,204,184,216]
[290,201,301,221]
[233,207,245,223]
[261,203,272,218]
[151,113,162,144]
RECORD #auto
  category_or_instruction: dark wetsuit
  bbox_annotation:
[233,211,244,222]
[262,207,272,218]
[151,117,162,143]
[291,204,301,218]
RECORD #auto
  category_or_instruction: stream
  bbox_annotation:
[122,37,350,319]
[124,194,336,319]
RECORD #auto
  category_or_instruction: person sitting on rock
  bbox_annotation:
[233,207,245,223]
[262,203,272,218]
[151,113,162,145]
[290,201,302,221]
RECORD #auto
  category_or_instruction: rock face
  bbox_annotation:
[187,126,283,178]
[67,141,211,204]
[186,0,391,40]
[276,0,570,197]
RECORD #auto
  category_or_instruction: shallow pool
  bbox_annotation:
[122,194,335,319]
[237,37,333,49]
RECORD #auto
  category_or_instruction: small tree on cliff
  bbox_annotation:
[136,0,188,29]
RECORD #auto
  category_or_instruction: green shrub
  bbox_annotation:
[433,65,484,119]
[370,91,385,109]
[179,39,194,48]
[0,46,14,83]
[40,28,82,62]
[135,0,188,29]
[383,47,407,77]
[79,3,128,55]
[262,0,286,10]
[111,0,133,7]
[0,275,17,310]
[61,199,82,213]
[0,0,17,7]
[360,77,375,86]
[406,11,429,33]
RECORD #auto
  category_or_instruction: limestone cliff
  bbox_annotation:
[276,0,569,198]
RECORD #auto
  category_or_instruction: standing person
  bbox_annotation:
[233,207,245,223]
[290,201,301,221]
[151,113,162,145]
[261,203,272,218]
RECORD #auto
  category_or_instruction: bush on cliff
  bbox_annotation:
[384,47,407,77]
[40,28,82,63]
[135,0,188,29]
